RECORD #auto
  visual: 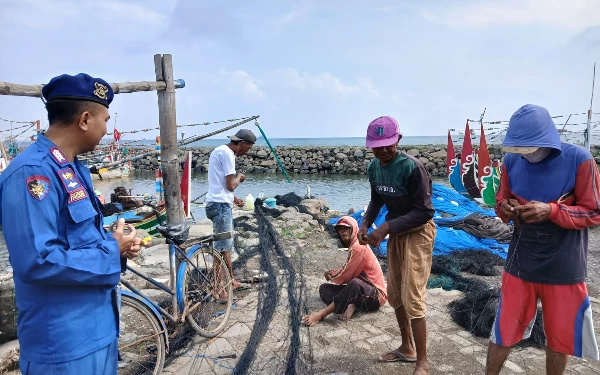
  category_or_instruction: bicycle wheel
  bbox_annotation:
[118,294,166,375]
[179,247,233,337]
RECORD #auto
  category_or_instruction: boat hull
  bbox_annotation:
[103,206,166,235]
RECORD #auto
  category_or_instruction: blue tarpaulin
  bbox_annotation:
[329,184,509,259]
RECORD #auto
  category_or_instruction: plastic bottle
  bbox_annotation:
[258,191,264,199]
[245,193,255,211]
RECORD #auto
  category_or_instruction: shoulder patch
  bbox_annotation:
[26,175,50,200]
[50,147,68,165]
[57,167,88,203]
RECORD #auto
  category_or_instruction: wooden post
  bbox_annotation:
[154,54,184,225]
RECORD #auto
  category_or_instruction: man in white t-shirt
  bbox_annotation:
[205,129,256,301]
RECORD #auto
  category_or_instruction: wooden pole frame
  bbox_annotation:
[154,54,185,226]
[0,55,186,227]
[0,79,185,97]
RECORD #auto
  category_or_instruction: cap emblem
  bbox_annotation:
[93,82,108,99]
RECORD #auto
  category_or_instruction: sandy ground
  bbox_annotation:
[2,211,600,374]
[159,211,600,374]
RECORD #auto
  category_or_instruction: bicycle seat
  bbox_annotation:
[157,220,191,245]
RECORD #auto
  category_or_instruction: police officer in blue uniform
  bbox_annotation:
[0,73,143,374]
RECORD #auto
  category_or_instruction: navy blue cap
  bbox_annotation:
[42,73,114,108]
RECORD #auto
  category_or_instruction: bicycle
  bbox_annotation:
[109,203,234,375]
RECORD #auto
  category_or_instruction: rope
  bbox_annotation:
[94,116,259,169]
[0,118,36,124]
[466,111,600,126]
[0,122,36,133]
[105,116,258,136]
[179,116,259,147]
[255,123,291,183]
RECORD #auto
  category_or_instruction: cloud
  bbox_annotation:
[218,69,266,100]
[0,0,170,30]
[0,0,81,31]
[279,10,306,25]
[421,0,600,33]
[214,68,380,102]
[357,78,380,96]
[266,69,380,97]
[89,0,170,25]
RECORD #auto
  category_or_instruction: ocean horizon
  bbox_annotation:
[99,133,596,148]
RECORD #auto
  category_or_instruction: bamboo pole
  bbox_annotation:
[179,116,258,146]
[93,116,260,169]
[155,54,184,227]
[0,79,185,97]
[585,62,596,151]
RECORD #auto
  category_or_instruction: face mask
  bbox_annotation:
[523,147,551,163]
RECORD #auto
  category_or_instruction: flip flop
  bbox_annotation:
[377,350,417,363]
[233,283,252,292]
[216,296,238,304]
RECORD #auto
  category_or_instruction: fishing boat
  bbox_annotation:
[97,187,166,235]
[447,120,501,207]
[477,124,501,207]
[460,121,483,202]
[446,129,469,197]
[102,204,166,235]
[91,162,131,180]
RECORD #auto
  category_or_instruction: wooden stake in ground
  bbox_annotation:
[155,54,185,226]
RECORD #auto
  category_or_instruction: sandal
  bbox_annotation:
[233,283,252,292]
[377,350,417,363]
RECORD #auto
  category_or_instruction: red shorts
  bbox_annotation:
[490,272,599,360]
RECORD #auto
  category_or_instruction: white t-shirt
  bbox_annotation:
[206,145,236,205]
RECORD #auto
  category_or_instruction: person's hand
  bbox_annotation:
[500,199,521,219]
[516,201,551,224]
[124,238,142,259]
[357,223,370,245]
[237,172,246,184]
[324,270,332,281]
[234,196,245,207]
[112,218,138,258]
[368,222,389,248]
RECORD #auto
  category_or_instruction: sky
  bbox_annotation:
[1,0,600,141]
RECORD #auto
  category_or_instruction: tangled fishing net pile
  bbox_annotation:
[328,184,548,349]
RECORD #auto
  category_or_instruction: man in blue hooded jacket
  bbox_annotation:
[0,73,143,374]
[486,104,600,374]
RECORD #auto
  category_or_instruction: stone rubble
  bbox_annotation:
[127,145,514,177]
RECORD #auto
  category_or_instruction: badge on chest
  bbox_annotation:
[57,167,89,204]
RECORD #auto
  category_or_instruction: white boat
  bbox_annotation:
[91,162,131,180]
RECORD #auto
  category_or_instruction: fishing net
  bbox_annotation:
[177,185,576,374]
[275,193,303,207]
[181,198,313,374]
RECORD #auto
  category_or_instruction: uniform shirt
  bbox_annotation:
[364,151,435,234]
[0,135,123,363]
[496,143,600,284]
[205,145,236,205]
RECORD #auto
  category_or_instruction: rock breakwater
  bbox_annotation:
[130,144,507,177]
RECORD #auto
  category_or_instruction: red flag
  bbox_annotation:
[180,151,191,217]
[113,129,121,141]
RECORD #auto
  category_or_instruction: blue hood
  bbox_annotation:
[503,104,562,152]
